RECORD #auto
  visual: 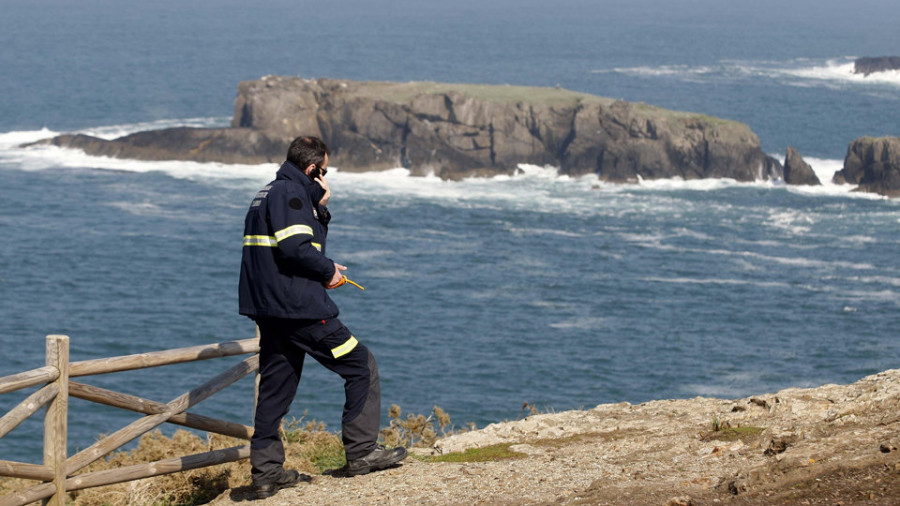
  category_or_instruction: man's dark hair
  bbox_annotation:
[286,136,330,169]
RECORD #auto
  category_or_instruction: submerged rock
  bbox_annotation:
[32,77,782,182]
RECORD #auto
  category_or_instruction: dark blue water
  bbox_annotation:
[1,0,899,462]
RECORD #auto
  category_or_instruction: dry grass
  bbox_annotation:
[0,418,343,506]
[379,404,473,448]
[0,405,456,505]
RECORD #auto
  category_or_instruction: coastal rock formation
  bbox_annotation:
[34,77,782,183]
[45,128,285,164]
[783,146,821,185]
[833,137,900,197]
[853,56,900,76]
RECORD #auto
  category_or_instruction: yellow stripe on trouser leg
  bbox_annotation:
[331,336,359,358]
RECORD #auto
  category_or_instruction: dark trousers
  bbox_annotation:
[250,317,381,483]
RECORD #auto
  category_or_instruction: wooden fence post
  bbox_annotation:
[43,335,69,506]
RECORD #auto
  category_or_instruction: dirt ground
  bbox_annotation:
[211,369,900,505]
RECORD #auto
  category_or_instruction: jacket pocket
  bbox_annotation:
[305,319,357,359]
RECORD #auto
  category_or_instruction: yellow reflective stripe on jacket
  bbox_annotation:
[243,235,277,247]
[274,224,313,242]
[331,336,358,358]
[312,242,322,251]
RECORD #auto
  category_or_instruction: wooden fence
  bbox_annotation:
[0,334,261,506]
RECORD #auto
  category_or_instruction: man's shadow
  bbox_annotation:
[227,473,313,502]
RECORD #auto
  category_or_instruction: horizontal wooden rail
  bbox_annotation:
[66,355,258,474]
[69,338,259,377]
[0,384,58,439]
[0,446,251,506]
[69,381,253,440]
[0,334,261,506]
[0,481,53,506]
[68,444,250,492]
[0,366,59,395]
[0,460,54,481]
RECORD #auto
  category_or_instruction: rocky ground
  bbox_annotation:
[210,370,900,505]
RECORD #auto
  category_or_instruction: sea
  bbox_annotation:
[1,0,898,463]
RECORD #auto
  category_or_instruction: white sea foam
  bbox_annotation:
[598,57,900,89]
[641,277,791,289]
[783,60,900,86]
[0,120,881,207]
[0,128,61,148]
[7,141,274,182]
[80,116,231,140]
[548,316,607,330]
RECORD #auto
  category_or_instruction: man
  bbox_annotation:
[239,136,406,499]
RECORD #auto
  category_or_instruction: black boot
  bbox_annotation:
[346,445,407,476]
[253,468,305,499]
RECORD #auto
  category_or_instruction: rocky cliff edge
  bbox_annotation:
[213,369,900,505]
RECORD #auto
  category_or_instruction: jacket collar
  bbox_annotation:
[276,161,326,203]
[275,161,308,183]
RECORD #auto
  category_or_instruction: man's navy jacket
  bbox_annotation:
[239,161,338,320]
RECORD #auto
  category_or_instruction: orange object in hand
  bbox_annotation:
[326,276,365,290]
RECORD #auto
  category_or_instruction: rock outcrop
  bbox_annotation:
[35,77,783,182]
[853,56,900,76]
[45,128,285,164]
[833,137,900,197]
[783,146,821,186]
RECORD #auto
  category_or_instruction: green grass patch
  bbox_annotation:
[701,426,765,443]
[530,429,637,449]
[418,443,527,463]
[355,81,609,107]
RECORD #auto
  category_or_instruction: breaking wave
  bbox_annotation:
[596,57,900,90]
[0,118,875,206]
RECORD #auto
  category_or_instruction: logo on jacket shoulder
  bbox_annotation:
[289,198,303,210]
[250,185,273,208]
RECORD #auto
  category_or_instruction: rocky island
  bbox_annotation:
[38,76,783,183]
[33,76,900,196]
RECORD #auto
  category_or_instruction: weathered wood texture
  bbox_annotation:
[67,444,250,491]
[65,355,258,474]
[69,381,253,439]
[0,366,59,395]
[0,482,54,506]
[44,335,69,506]
[69,338,259,377]
[0,336,260,506]
[0,446,250,506]
[0,383,57,439]
[0,460,54,481]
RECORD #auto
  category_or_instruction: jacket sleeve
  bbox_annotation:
[267,188,336,283]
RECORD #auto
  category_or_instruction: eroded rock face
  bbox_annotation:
[33,77,782,182]
[783,146,821,186]
[853,56,900,76]
[833,137,900,197]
